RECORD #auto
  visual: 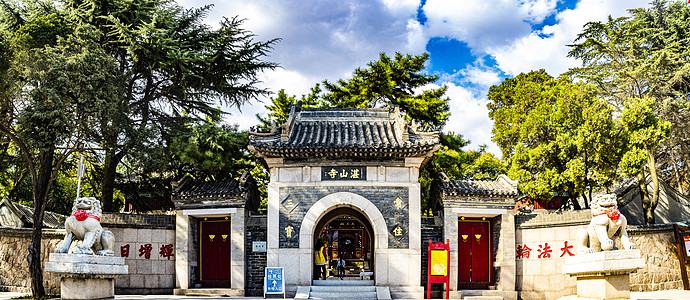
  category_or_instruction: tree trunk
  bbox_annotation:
[637,171,654,225]
[29,148,54,298]
[571,193,582,210]
[672,150,683,194]
[648,148,660,225]
[101,150,117,212]
[101,149,125,212]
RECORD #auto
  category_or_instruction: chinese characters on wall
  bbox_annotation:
[321,167,366,181]
[516,240,574,259]
[119,243,175,260]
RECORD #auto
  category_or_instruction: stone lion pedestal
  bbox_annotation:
[562,249,644,300]
[45,253,128,300]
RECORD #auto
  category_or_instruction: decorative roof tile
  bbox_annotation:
[249,104,440,159]
[437,174,519,198]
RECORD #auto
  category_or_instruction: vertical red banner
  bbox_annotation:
[427,238,450,299]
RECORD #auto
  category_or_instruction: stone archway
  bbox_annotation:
[299,192,388,282]
[299,192,388,250]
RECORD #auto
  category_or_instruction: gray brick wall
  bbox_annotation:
[245,215,267,296]
[515,210,590,229]
[420,216,443,297]
[278,186,410,249]
[101,213,175,230]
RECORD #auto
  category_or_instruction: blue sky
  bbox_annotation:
[178,0,651,156]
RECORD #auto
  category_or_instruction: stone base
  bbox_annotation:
[563,250,644,300]
[61,278,114,300]
[575,274,629,300]
[45,253,128,300]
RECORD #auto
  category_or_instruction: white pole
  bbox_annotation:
[76,154,85,198]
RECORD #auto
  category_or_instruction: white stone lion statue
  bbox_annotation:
[55,197,115,256]
[576,194,635,254]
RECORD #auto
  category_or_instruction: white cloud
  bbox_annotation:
[441,82,500,155]
[462,67,502,89]
[487,0,649,76]
[405,19,427,53]
[422,0,557,52]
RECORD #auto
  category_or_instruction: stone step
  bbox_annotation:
[312,280,374,286]
[309,291,377,299]
[452,289,516,300]
[310,285,376,292]
[173,288,244,297]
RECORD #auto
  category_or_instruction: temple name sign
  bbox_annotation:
[321,166,366,181]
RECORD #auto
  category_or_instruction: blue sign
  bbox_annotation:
[264,267,285,296]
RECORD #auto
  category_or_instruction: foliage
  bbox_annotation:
[0,1,123,294]
[58,0,279,211]
[567,1,676,222]
[487,70,615,208]
[321,52,449,131]
[170,119,254,181]
[256,86,321,129]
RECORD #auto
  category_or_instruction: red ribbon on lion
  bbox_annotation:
[592,206,620,221]
[71,209,101,222]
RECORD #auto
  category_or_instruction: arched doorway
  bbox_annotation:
[312,207,375,281]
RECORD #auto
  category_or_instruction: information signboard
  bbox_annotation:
[253,241,267,252]
[427,239,450,299]
[685,236,690,257]
[430,249,448,276]
[264,267,285,298]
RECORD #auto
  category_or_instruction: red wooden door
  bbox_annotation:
[457,220,492,289]
[201,220,231,287]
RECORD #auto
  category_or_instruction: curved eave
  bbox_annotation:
[249,143,439,159]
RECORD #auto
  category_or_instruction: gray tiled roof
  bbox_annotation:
[437,174,519,198]
[171,173,261,212]
[171,176,243,200]
[249,104,440,159]
[1,198,66,228]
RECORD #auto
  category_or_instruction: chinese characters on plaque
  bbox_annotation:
[516,240,574,259]
[321,167,367,181]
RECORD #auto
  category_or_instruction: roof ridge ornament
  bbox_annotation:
[282,101,302,142]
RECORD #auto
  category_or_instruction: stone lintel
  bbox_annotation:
[451,207,507,217]
[181,207,237,216]
[563,249,644,277]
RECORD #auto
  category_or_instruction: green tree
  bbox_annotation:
[617,97,670,224]
[568,3,674,222]
[0,7,121,295]
[321,52,449,130]
[62,0,279,212]
[625,1,690,196]
[421,132,507,213]
[487,70,616,209]
[170,119,253,180]
[256,85,321,129]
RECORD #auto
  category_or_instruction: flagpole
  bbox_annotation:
[76,154,85,198]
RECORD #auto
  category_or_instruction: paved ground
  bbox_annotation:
[3,290,690,299]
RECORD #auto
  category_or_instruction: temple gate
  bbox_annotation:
[249,104,439,298]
